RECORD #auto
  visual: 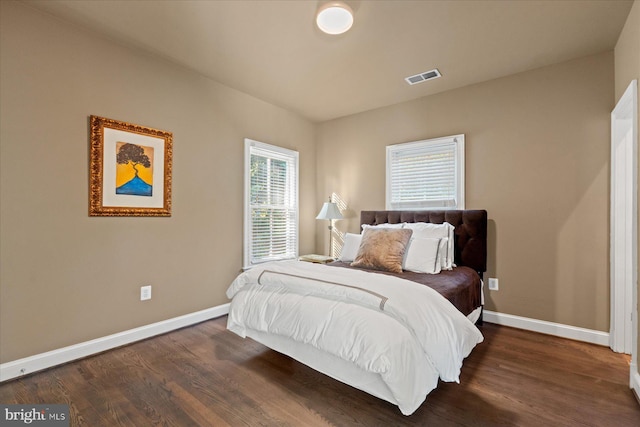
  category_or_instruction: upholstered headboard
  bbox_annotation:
[360,210,488,276]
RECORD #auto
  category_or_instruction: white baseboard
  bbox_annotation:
[483,310,610,346]
[632,362,640,400]
[0,303,230,382]
[0,306,613,383]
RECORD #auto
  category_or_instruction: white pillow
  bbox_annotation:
[403,237,442,274]
[339,233,362,262]
[437,237,449,270]
[361,223,405,232]
[404,222,455,270]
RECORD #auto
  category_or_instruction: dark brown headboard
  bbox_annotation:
[360,210,487,276]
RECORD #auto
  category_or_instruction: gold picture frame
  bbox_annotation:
[89,115,173,216]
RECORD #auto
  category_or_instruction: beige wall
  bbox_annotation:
[0,2,317,363]
[614,0,640,382]
[317,52,614,332]
[0,0,629,366]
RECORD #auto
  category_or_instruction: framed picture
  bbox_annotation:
[89,115,173,216]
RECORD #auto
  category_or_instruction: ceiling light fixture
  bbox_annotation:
[316,2,354,35]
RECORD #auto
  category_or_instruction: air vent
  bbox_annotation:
[405,69,441,85]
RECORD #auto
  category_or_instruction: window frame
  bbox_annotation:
[243,138,299,269]
[386,134,465,210]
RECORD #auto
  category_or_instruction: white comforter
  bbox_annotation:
[226,260,483,415]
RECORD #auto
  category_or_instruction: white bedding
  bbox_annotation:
[226,260,484,415]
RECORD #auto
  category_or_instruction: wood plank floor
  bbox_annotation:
[1,316,639,426]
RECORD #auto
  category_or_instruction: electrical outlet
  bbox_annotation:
[488,278,499,291]
[140,285,152,301]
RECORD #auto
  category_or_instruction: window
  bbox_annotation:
[244,139,299,268]
[386,134,465,210]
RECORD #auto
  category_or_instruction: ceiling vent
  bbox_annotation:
[405,69,441,85]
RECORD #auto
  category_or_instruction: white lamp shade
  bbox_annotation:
[316,202,344,220]
[316,2,354,35]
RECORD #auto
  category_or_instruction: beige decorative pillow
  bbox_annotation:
[351,228,413,274]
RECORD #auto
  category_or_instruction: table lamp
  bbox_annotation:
[316,197,344,257]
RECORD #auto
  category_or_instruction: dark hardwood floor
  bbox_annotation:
[1,316,639,426]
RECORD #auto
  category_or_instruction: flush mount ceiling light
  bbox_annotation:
[316,2,354,35]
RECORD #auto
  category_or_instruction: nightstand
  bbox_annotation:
[298,254,334,264]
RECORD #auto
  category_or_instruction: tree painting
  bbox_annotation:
[115,142,154,196]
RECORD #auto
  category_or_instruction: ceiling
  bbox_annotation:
[25,0,634,122]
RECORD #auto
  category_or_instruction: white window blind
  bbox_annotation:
[386,134,465,210]
[244,139,298,268]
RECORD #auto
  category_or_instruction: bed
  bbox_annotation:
[332,210,486,322]
[226,209,487,415]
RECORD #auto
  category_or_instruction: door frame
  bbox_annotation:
[610,79,638,360]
